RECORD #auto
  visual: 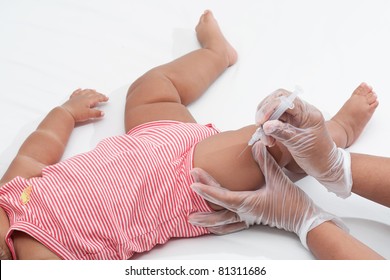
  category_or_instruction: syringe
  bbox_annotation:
[248,87,302,146]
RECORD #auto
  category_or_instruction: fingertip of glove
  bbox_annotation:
[187,213,199,225]
[190,182,202,194]
[263,120,281,134]
[190,168,201,182]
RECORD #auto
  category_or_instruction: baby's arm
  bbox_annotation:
[0,89,108,185]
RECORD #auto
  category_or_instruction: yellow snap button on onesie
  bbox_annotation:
[20,185,33,205]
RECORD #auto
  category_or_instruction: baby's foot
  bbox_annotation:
[331,82,379,147]
[195,10,238,67]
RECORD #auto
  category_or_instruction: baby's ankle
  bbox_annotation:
[328,118,349,148]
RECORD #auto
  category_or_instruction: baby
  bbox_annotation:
[0,10,378,259]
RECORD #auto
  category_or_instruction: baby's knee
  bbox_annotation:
[126,70,180,107]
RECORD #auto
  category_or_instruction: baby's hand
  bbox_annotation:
[61,88,109,123]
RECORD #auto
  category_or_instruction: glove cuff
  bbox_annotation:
[317,147,353,198]
[299,212,349,250]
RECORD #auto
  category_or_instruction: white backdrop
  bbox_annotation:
[1,0,390,259]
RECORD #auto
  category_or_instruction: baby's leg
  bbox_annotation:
[124,10,237,132]
[194,83,379,206]
[285,83,379,172]
[326,82,378,148]
[123,10,280,210]
[194,125,289,193]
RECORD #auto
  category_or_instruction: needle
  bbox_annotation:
[238,145,250,158]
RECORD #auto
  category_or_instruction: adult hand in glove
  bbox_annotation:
[189,142,346,249]
[255,89,352,198]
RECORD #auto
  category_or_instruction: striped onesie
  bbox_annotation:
[0,121,219,259]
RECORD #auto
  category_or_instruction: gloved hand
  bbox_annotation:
[189,142,347,249]
[255,89,352,198]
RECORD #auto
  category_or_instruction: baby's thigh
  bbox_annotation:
[124,71,196,132]
[193,125,265,192]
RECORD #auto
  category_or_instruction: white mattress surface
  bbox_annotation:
[1,0,390,259]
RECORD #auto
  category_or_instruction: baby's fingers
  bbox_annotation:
[89,108,105,118]
[88,92,109,107]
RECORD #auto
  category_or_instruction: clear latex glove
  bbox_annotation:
[255,89,352,198]
[189,143,347,249]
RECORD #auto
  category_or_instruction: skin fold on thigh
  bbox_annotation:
[124,102,197,132]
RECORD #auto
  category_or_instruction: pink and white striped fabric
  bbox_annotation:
[0,121,219,259]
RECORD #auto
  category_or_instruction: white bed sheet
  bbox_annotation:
[1,0,390,259]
